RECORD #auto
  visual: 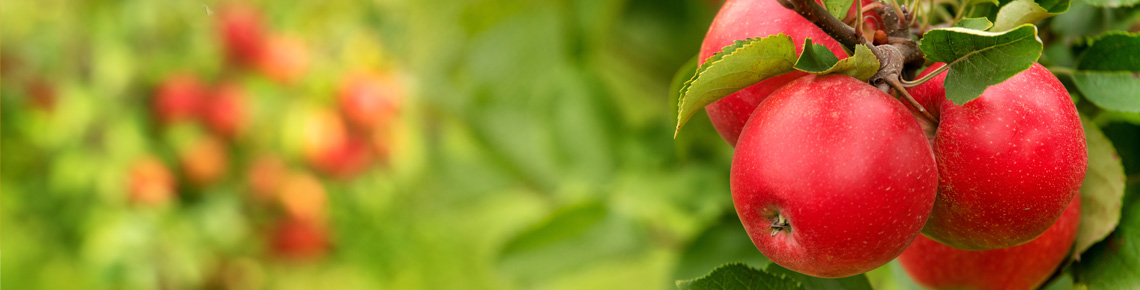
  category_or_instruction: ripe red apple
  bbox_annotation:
[180,136,229,186]
[256,35,309,84]
[338,72,400,131]
[908,63,1087,250]
[269,218,329,260]
[153,74,206,124]
[128,156,177,205]
[299,108,348,164]
[202,83,249,138]
[732,74,938,278]
[899,193,1081,290]
[218,3,266,67]
[700,0,873,146]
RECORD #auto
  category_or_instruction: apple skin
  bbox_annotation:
[899,193,1081,290]
[699,0,858,146]
[732,74,938,278]
[180,136,229,186]
[153,74,206,124]
[908,63,1087,250]
[256,35,310,84]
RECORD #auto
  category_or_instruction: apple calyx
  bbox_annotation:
[769,214,791,236]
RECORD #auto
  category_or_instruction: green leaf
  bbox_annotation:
[676,263,805,290]
[670,55,700,119]
[1082,0,1140,8]
[824,0,856,20]
[992,0,1070,32]
[967,0,1001,6]
[1072,32,1140,112]
[796,44,880,80]
[1073,186,1140,288]
[675,34,797,138]
[1073,117,1127,258]
[794,38,840,73]
[765,264,873,290]
[954,17,994,30]
[919,25,1042,105]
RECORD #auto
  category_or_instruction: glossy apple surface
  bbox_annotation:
[909,63,1087,250]
[732,74,938,278]
[699,0,848,146]
[899,194,1081,290]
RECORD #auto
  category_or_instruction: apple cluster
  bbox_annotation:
[128,3,403,261]
[699,0,1087,287]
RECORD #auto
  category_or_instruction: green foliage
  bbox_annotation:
[992,0,1070,31]
[1074,117,1128,257]
[794,44,879,80]
[675,34,797,137]
[1070,32,1140,112]
[1073,186,1140,288]
[676,263,805,290]
[824,0,857,20]
[919,25,1043,105]
[954,17,996,30]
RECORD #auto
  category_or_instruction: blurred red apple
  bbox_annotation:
[128,156,177,205]
[25,78,56,112]
[256,35,309,84]
[153,74,206,124]
[312,136,374,179]
[181,136,229,186]
[203,83,249,138]
[269,218,329,260]
[338,72,400,131]
[277,172,327,222]
[247,154,289,201]
[218,3,266,67]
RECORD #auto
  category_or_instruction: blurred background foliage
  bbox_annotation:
[3,0,1139,289]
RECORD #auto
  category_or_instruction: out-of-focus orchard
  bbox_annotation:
[1,0,735,289]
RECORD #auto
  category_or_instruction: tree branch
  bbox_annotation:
[786,0,865,52]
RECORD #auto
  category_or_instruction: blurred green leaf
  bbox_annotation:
[824,0,856,21]
[919,25,1042,105]
[1074,118,1127,257]
[992,0,1070,32]
[674,215,772,280]
[1073,185,1140,288]
[1072,32,1140,112]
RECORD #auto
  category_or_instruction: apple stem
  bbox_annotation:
[887,78,938,123]
[786,0,927,94]
[899,64,948,87]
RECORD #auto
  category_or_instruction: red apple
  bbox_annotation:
[218,3,266,67]
[152,74,206,124]
[203,83,249,138]
[908,63,1087,250]
[256,35,309,84]
[181,136,229,186]
[700,0,871,146]
[269,218,329,260]
[899,193,1081,290]
[732,74,938,278]
[299,108,348,164]
[338,72,400,131]
[25,78,56,112]
[128,156,177,205]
